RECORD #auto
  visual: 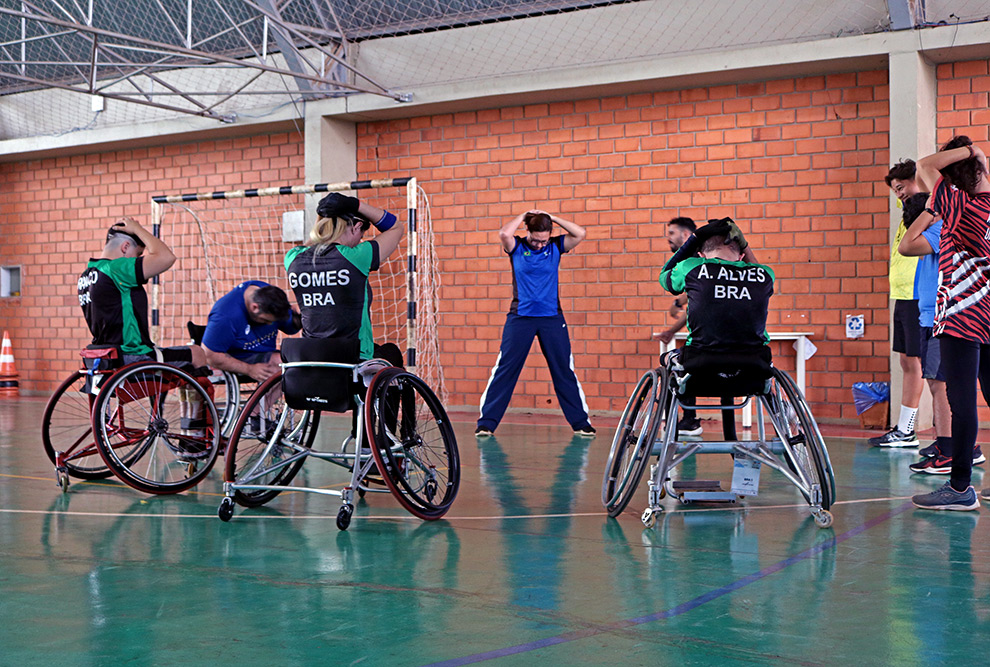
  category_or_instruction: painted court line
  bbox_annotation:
[423,501,915,667]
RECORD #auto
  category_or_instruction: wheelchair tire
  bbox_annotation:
[224,373,319,508]
[42,371,114,480]
[768,368,835,511]
[92,362,221,494]
[364,367,460,520]
[211,369,241,439]
[602,369,663,518]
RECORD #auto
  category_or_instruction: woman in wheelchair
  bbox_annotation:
[602,218,834,528]
[284,192,404,366]
[217,192,460,529]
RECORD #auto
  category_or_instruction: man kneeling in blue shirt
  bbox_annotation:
[202,281,301,382]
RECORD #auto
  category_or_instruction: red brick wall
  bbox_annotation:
[358,70,893,422]
[0,133,304,393]
[14,64,983,424]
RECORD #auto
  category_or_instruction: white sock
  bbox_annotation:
[897,406,918,434]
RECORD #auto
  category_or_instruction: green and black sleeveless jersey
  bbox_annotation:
[284,241,379,359]
[660,257,774,351]
[78,256,153,355]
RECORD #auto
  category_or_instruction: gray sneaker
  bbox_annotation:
[869,427,919,447]
[912,482,979,511]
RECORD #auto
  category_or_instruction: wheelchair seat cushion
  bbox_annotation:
[675,345,772,398]
[280,337,361,412]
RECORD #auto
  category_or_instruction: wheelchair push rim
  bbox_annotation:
[364,367,460,520]
[223,373,319,508]
[92,361,222,494]
[602,368,663,517]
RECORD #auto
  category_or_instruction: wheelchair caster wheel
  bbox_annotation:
[813,509,833,529]
[218,497,235,522]
[424,478,438,502]
[641,507,658,528]
[187,462,198,477]
[56,471,69,493]
[336,504,354,531]
[357,487,367,499]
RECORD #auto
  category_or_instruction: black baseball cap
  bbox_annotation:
[106,225,146,248]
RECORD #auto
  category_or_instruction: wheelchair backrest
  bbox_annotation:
[676,348,772,398]
[280,337,360,412]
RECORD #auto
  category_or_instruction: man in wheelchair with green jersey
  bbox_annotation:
[658,217,775,440]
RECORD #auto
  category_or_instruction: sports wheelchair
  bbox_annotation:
[602,349,835,529]
[216,337,460,531]
[42,345,222,494]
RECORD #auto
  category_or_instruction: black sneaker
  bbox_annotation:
[909,453,952,474]
[676,417,703,437]
[981,488,990,502]
[868,427,919,447]
[974,446,986,465]
[912,481,979,510]
[918,441,940,458]
[475,426,494,437]
[573,425,596,437]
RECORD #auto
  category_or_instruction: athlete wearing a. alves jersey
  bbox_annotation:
[659,218,774,353]
[913,136,990,508]
[477,209,594,437]
[285,192,403,363]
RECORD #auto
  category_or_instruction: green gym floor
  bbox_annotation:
[2,395,986,666]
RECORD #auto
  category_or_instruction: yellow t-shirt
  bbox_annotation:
[889,222,919,301]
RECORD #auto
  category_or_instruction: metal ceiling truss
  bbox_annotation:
[0,0,409,124]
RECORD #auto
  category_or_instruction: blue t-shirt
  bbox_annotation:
[916,219,942,328]
[201,280,300,361]
[508,236,567,317]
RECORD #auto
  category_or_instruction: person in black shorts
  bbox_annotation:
[79,217,210,434]
[871,161,924,447]
[78,217,207,369]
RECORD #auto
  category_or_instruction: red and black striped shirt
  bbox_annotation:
[932,177,990,343]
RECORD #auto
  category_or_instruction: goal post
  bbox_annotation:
[149,177,445,400]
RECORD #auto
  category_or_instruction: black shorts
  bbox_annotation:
[892,300,921,357]
[123,346,195,370]
[920,327,945,381]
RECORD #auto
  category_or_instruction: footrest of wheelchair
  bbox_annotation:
[671,480,737,503]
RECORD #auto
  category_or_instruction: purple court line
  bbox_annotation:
[424,501,914,667]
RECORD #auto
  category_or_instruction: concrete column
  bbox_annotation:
[303,111,357,232]
[887,49,936,434]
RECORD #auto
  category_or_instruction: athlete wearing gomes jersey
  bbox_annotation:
[912,136,990,511]
[476,209,595,438]
[284,192,403,365]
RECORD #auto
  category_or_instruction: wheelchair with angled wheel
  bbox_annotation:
[217,337,460,530]
[42,345,223,494]
[602,348,835,529]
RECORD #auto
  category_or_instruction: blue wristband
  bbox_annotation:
[374,211,397,232]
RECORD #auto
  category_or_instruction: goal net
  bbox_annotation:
[149,178,445,401]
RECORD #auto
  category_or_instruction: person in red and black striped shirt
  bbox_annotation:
[912,136,990,511]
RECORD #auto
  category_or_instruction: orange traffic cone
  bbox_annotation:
[0,331,19,397]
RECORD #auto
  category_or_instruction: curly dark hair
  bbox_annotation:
[939,135,986,197]
[885,159,916,187]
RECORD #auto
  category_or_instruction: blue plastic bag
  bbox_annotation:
[851,382,890,415]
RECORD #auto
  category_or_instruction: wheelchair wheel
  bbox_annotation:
[92,362,221,494]
[365,367,459,520]
[224,374,320,508]
[601,369,664,518]
[210,370,240,438]
[42,371,113,480]
[767,368,835,510]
